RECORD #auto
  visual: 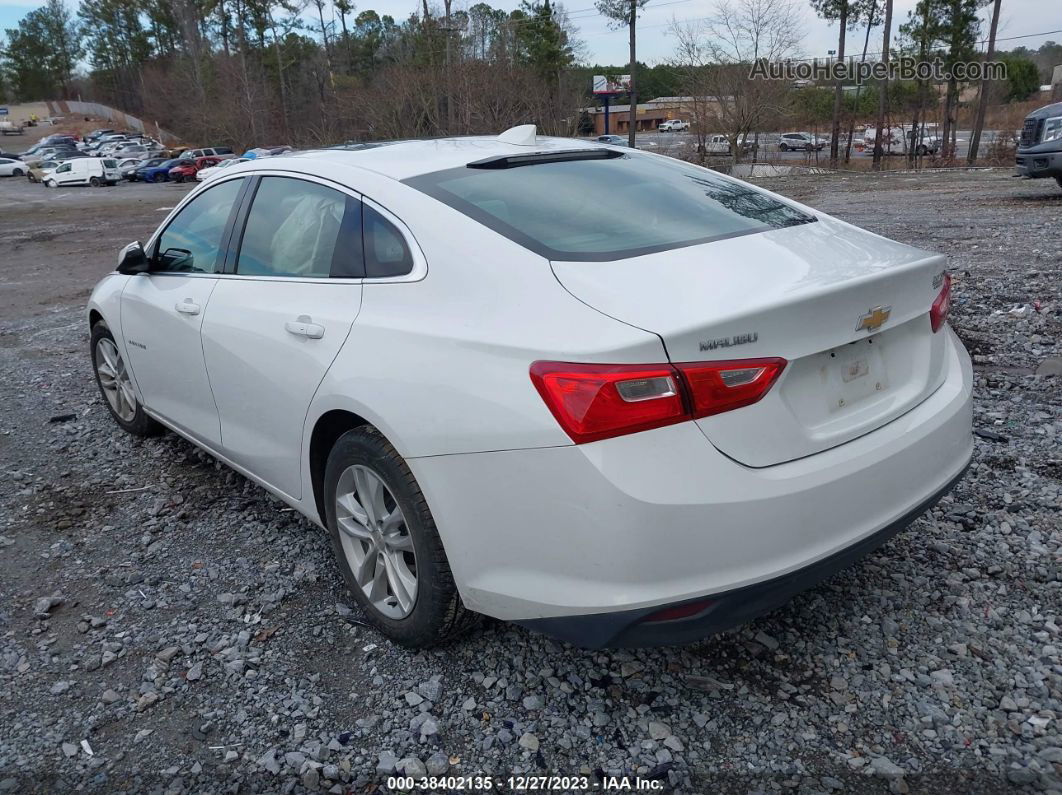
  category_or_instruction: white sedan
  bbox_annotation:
[0,157,28,177]
[87,126,973,648]
[196,157,251,181]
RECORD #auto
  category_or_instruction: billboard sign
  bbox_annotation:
[592,75,631,95]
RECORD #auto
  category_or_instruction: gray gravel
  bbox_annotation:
[0,169,1059,793]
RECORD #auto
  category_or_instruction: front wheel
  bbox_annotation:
[323,427,476,648]
[45,179,55,188]
[779,143,789,152]
[12,168,23,177]
[90,322,163,437]
[174,174,184,183]
[89,176,102,187]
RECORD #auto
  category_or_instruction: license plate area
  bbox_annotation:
[828,336,888,414]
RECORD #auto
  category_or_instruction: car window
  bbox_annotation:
[0,159,10,164]
[363,204,414,278]
[56,163,71,173]
[103,160,117,168]
[216,147,234,155]
[406,152,814,261]
[154,178,244,274]
[236,176,362,279]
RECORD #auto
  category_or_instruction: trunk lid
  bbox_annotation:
[551,216,949,467]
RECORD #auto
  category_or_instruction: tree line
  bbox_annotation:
[0,0,582,148]
[0,0,1052,159]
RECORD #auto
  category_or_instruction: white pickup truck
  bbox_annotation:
[0,120,24,136]
[658,119,690,132]
[862,125,940,156]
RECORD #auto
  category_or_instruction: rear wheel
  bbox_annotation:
[90,322,163,437]
[323,427,476,648]
[779,143,789,152]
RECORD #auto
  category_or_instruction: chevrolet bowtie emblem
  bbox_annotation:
[856,305,891,333]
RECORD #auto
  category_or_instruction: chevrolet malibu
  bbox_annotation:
[87,126,973,648]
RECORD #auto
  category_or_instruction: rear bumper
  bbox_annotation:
[1015,149,1062,178]
[519,463,967,648]
[410,328,973,644]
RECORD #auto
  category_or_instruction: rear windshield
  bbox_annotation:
[405,152,814,261]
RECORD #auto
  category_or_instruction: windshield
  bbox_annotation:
[405,152,814,261]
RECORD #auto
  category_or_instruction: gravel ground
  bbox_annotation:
[0,168,1059,794]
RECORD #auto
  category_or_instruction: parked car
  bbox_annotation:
[0,157,28,177]
[116,158,144,179]
[0,150,23,160]
[0,120,25,136]
[778,132,826,151]
[658,119,690,132]
[182,146,237,161]
[861,125,939,156]
[196,157,251,181]
[1015,100,1062,190]
[85,128,116,142]
[136,158,191,183]
[595,134,628,146]
[87,128,972,649]
[22,147,82,166]
[169,156,221,182]
[127,157,168,181]
[702,134,759,156]
[44,158,121,187]
[27,159,64,182]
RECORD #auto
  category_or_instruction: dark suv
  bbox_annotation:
[1015,101,1062,190]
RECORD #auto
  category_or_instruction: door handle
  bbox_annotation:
[285,315,325,339]
[175,299,200,315]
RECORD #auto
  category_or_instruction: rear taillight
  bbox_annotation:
[930,273,951,332]
[529,362,687,444]
[530,357,786,444]
[675,358,787,419]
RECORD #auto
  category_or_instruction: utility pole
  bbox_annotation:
[627,0,637,148]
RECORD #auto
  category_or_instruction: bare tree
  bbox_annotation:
[967,0,1000,164]
[670,0,803,166]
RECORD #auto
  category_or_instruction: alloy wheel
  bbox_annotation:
[334,464,418,619]
[94,337,137,422]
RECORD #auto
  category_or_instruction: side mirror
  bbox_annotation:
[117,241,149,274]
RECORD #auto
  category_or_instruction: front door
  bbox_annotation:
[201,175,365,499]
[120,177,246,446]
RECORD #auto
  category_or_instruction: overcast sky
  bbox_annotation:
[0,0,1059,68]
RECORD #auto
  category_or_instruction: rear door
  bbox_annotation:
[200,174,366,499]
[120,177,247,446]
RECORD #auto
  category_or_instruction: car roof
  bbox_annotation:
[248,136,616,182]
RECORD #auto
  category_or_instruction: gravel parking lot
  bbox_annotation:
[0,169,1059,794]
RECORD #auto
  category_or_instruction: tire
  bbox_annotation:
[779,143,788,152]
[89,176,102,187]
[174,174,184,183]
[45,179,55,188]
[915,144,928,156]
[90,322,163,437]
[12,168,23,177]
[323,426,476,648]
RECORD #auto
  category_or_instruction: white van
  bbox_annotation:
[44,158,121,187]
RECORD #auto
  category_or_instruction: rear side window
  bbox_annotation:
[363,204,414,278]
[216,147,234,155]
[235,176,362,279]
[405,153,813,261]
